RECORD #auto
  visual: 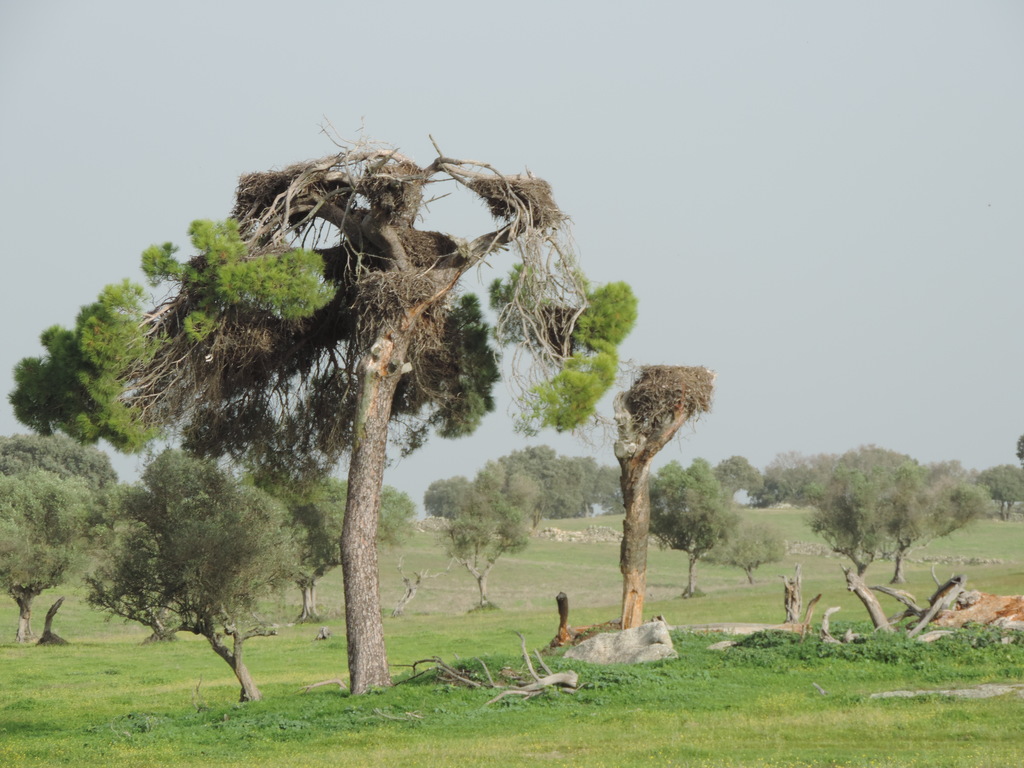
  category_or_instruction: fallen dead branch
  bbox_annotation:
[402,633,579,705]
[299,678,347,693]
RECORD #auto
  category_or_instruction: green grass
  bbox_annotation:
[2,510,1023,767]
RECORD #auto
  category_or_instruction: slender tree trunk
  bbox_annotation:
[476,572,488,607]
[206,632,261,703]
[686,555,699,598]
[12,589,37,644]
[782,564,802,623]
[342,333,410,694]
[745,567,755,585]
[619,458,653,629]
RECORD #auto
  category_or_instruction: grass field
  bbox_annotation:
[2,508,1023,767]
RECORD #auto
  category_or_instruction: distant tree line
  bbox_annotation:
[424,445,622,525]
[0,434,413,702]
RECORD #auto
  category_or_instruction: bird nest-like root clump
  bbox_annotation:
[468,176,565,231]
[361,158,424,223]
[232,160,339,226]
[625,365,715,435]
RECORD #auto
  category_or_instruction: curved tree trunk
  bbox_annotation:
[342,334,410,694]
[37,596,68,646]
[206,632,261,703]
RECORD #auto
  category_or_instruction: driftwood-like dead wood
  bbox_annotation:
[685,595,823,640]
[299,678,348,693]
[820,606,842,644]
[781,564,802,624]
[932,590,1024,629]
[404,635,579,705]
[870,585,925,623]
[844,567,895,632]
[391,557,452,618]
[907,576,966,638]
[36,597,68,646]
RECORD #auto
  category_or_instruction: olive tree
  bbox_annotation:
[12,137,635,692]
[649,458,737,598]
[441,462,533,608]
[707,522,785,584]
[977,464,1024,520]
[713,455,763,502]
[88,450,297,702]
[278,477,413,622]
[881,463,987,583]
[0,470,93,642]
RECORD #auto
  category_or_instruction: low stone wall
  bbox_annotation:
[533,525,622,544]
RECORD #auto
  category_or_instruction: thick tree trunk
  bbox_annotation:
[12,589,36,644]
[843,567,894,632]
[142,608,178,643]
[297,581,318,622]
[342,334,409,694]
[891,551,908,584]
[619,458,653,629]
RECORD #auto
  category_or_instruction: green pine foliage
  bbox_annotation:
[531,280,637,431]
[11,220,336,451]
[142,220,336,339]
[490,272,637,433]
[10,280,155,452]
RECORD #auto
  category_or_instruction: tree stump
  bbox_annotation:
[782,564,802,623]
[36,597,68,646]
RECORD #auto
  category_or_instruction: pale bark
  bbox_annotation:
[11,589,36,644]
[782,564,802,623]
[206,631,262,703]
[843,567,895,632]
[297,582,318,622]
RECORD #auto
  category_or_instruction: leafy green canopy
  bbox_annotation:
[0,433,117,491]
[10,280,155,451]
[142,220,336,338]
[89,450,297,634]
[0,469,93,598]
[650,458,737,559]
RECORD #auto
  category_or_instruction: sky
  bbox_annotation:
[1,1,1022,511]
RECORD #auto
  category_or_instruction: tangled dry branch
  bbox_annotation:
[404,632,579,705]
[124,136,587,476]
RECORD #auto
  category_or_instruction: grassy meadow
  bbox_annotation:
[2,507,1024,767]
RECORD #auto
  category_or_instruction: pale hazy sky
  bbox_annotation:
[2,1,1022,508]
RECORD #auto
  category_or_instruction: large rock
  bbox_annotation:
[564,620,677,665]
